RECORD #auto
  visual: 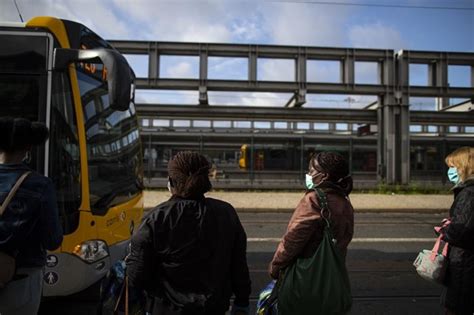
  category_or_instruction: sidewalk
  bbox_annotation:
[144,190,453,213]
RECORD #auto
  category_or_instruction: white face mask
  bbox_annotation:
[167,180,172,193]
[305,174,315,189]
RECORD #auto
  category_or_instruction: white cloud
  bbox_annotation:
[111,1,234,42]
[349,22,405,50]
[1,0,132,39]
[262,3,350,46]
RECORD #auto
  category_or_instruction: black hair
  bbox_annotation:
[311,151,353,195]
[167,151,212,199]
[0,117,49,153]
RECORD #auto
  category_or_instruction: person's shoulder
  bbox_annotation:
[205,197,236,211]
[302,189,319,205]
[23,171,53,192]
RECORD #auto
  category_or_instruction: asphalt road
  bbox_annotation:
[39,211,447,315]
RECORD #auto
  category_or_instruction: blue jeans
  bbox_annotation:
[0,267,43,315]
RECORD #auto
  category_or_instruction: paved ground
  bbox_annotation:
[144,190,453,212]
[40,211,448,315]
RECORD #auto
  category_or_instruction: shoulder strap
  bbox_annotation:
[0,171,32,217]
[314,187,331,227]
[314,188,328,210]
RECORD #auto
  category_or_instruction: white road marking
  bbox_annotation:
[248,237,436,243]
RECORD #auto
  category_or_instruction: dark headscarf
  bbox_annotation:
[167,151,212,199]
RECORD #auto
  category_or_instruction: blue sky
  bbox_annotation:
[1,0,473,109]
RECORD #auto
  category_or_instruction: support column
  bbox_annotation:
[432,53,449,110]
[294,50,307,107]
[199,47,208,105]
[343,50,355,85]
[148,43,159,80]
[248,46,258,89]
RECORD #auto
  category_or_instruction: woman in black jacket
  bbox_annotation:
[127,151,251,315]
[441,146,474,315]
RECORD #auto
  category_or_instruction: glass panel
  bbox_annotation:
[297,122,310,130]
[274,122,288,129]
[173,120,190,127]
[448,126,459,133]
[255,121,271,129]
[427,125,438,133]
[49,72,81,234]
[193,120,211,128]
[213,121,231,128]
[77,70,142,213]
[153,119,169,127]
[410,125,422,132]
[410,145,443,171]
[314,123,329,130]
[352,147,377,172]
[235,121,251,128]
[0,34,48,72]
[336,123,348,130]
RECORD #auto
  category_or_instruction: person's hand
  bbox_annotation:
[441,218,451,227]
[230,304,249,315]
[434,218,451,235]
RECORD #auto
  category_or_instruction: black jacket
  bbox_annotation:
[442,177,474,315]
[0,163,63,268]
[126,196,251,315]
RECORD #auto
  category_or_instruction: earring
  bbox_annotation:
[24,151,31,164]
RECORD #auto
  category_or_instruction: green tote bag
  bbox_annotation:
[278,189,352,315]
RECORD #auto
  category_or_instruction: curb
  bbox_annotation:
[234,208,449,214]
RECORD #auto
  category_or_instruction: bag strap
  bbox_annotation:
[0,172,31,217]
[430,235,449,261]
[314,188,331,227]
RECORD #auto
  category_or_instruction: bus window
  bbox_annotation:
[77,70,142,214]
[49,72,81,234]
[0,33,48,172]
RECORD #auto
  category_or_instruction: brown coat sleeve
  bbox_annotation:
[269,192,321,279]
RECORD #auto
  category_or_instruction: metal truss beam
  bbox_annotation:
[410,110,474,125]
[109,39,474,186]
[135,104,377,123]
[135,78,389,94]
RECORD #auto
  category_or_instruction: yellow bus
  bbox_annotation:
[0,17,144,296]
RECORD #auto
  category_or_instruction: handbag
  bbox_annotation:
[277,188,352,315]
[256,280,278,315]
[413,234,448,284]
[0,172,31,289]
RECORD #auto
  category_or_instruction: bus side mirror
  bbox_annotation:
[53,48,135,111]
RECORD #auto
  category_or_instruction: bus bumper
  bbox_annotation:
[42,239,129,297]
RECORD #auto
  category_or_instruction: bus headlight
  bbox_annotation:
[73,240,109,263]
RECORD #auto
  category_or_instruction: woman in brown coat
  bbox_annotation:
[269,151,354,280]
